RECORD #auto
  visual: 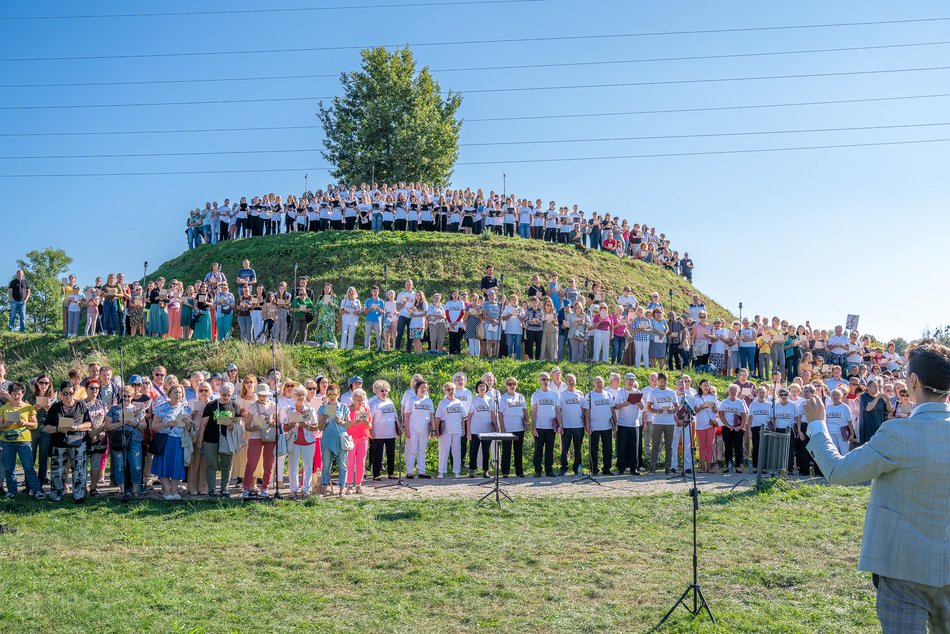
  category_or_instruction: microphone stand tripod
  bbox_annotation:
[270,341,283,500]
[653,409,715,630]
[377,364,417,491]
[573,360,602,486]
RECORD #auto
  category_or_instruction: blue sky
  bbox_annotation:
[1,0,947,341]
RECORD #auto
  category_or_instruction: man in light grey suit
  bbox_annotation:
[804,339,950,633]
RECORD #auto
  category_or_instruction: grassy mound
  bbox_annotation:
[152,231,729,318]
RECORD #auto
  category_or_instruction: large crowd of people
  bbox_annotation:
[0,180,920,504]
[183,182,695,280]
[45,262,905,389]
[0,341,923,503]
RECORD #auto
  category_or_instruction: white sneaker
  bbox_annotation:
[163,494,174,501]
[170,493,182,500]
[437,473,444,479]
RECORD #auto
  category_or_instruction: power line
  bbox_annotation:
[3,16,949,62]
[0,0,546,20]
[2,93,948,135]
[0,138,946,177]
[5,122,949,160]
[464,93,950,122]
[3,40,947,88]
[4,66,948,110]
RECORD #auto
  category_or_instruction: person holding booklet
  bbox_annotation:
[0,382,43,499]
[530,372,561,477]
[45,381,92,502]
[435,382,466,479]
[241,383,279,499]
[403,379,434,479]
[104,386,148,501]
[717,384,749,474]
[557,374,586,476]
[150,384,192,501]
[584,376,617,475]
[613,373,643,475]
[317,384,352,497]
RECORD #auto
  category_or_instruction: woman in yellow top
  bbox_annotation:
[0,381,43,498]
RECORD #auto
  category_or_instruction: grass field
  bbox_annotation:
[0,483,874,633]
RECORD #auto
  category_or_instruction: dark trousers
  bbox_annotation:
[723,427,744,466]
[395,315,412,352]
[532,428,556,475]
[370,438,395,478]
[750,425,763,469]
[616,425,640,474]
[469,433,493,473]
[524,330,542,360]
[590,429,612,474]
[560,427,584,474]
[794,431,822,476]
[501,430,525,476]
[448,329,463,355]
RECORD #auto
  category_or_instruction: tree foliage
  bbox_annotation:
[0,248,72,333]
[318,47,463,186]
[921,326,950,346]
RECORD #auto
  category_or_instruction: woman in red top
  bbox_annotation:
[345,388,373,495]
[283,385,319,499]
[610,305,628,364]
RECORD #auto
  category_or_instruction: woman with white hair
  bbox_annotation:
[282,385,319,499]
[345,388,373,494]
[436,382,466,478]
[197,381,240,498]
[368,380,398,480]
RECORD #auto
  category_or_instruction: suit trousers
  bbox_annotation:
[875,573,950,634]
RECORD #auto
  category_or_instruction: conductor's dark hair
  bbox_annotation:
[907,339,950,396]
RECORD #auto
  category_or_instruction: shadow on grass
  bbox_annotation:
[375,509,421,522]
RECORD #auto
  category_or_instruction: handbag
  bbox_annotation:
[148,432,168,456]
[217,428,234,455]
[276,431,289,457]
[90,432,109,454]
[340,429,355,452]
[694,339,710,356]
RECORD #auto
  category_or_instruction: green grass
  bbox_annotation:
[151,230,730,320]
[0,484,874,633]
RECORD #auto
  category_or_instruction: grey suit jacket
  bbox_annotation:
[807,401,950,587]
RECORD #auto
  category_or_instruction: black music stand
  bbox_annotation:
[477,432,515,507]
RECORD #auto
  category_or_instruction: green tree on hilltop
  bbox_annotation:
[318,47,463,186]
[0,248,72,333]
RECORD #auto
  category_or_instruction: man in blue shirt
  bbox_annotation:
[235,260,257,293]
[363,285,385,350]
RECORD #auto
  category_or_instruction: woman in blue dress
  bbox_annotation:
[147,276,169,337]
[150,384,191,500]
[192,283,213,341]
[215,282,235,341]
